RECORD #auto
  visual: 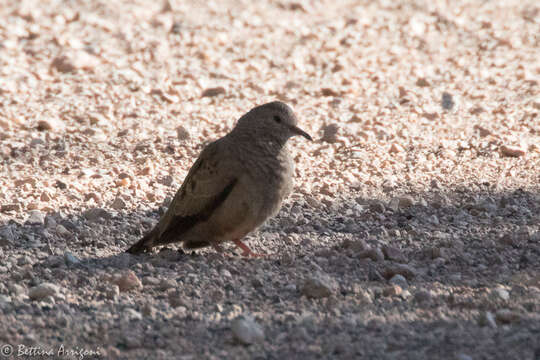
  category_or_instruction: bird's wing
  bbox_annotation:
[156,141,237,242]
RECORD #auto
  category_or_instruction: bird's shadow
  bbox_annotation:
[0,187,538,286]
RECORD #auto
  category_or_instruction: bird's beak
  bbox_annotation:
[289,125,313,141]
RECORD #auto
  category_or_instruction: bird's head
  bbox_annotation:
[233,101,312,144]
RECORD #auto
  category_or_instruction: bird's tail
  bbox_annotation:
[126,228,159,254]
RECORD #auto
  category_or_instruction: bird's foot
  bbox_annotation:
[232,239,270,258]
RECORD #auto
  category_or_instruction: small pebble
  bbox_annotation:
[176,125,191,140]
[382,245,407,263]
[114,270,142,292]
[111,197,127,210]
[55,224,71,237]
[320,124,339,143]
[231,315,265,345]
[414,289,432,303]
[26,210,45,225]
[51,55,76,73]
[124,308,143,321]
[389,143,404,153]
[1,203,22,212]
[359,247,385,262]
[64,252,81,266]
[300,273,337,298]
[492,288,510,301]
[83,207,112,222]
[383,284,402,297]
[495,309,521,324]
[201,87,226,97]
[441,92,454,110]
[37,118,66,132]
[384,263,417,280]
[389,274,409,289]
[29,283,60,301]
[500,145,526,157]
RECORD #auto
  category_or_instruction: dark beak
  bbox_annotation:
[289,125,313,141]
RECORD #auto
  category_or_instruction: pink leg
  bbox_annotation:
[232,239,269,258]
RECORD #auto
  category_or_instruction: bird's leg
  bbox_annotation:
[232,239,269,257]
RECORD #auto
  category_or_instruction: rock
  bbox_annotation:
[369,202,385,213]
[201,87,226,97]
[320,123,339,143]
[0,295,11,306]
[83,207,112,222]
[26,210,45,225]
[142,276,160,286]
[124,308,142,321]
[415,78,430,87]
[500,145,526,157]
[456,354,473,360]
[384,263,416,280]
[40,191,52,202]
[28,282,60,301]
[18,255,32,265]
[1,203,21,212]
[382,245,407,263]
[141,303,156,318]
[359,247,385,262]
[321,88,340,97]
[342,238,368,252]
[0,226,16,246]
[114,270,142,292]
[231,315,264,345]
[111,197,127,210]
[159,175,174,187]
[44,215,57,229]
[495,309,521,324]
[414,289,432,303]
[176,125,190,141]
[55,224,71,237]
[498,234,516,247]
[37,117,66,132]
[101,284,120,300]
[170,21,182,34]
[389,274,409,289]
[158,278,177,291]
[64,252,81,266]
[300,273,337,298]
[441,92,454,110]
[168,290,185,308]
[9,283,26,297]
[474,199,498,213]
[51,55,76,73]
[383,284,402,297]
[398,196,414,208]
[55,180,67,189]
[389,142,404,154]
[492,287,510,301]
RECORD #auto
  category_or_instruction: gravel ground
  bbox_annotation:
[1,0,539,359]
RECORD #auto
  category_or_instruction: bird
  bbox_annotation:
[126,101,312,257]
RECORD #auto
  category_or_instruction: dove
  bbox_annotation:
[126,101,312,256]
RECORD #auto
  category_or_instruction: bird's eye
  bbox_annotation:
[273,115,281,123]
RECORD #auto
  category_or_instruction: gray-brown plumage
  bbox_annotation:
[126,101,312,256]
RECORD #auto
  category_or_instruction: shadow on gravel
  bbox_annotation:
[0,187,538,286]
[1,187,539,360]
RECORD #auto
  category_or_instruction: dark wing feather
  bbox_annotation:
[155,178,237,246]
